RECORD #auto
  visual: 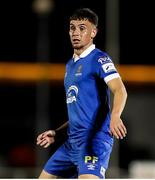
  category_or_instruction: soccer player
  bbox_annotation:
[36,8,127,179]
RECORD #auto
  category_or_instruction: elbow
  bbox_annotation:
[122,85,128,100]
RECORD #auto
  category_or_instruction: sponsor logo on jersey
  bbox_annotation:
[84,156,98,164]
[75,64,82,76]
[102,63,116,73]
[84,156,98,171]
[98,56,112,64]
[87,164,96,170]
[66,85,78,104]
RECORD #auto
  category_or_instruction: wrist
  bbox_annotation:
[111,111,121,118]
[50,130,56,136]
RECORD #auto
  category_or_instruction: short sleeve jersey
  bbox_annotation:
[64,44,120,145]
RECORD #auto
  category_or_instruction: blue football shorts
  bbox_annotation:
[44,138,113,178]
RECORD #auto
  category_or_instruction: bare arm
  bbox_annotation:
[55,121,68,132]
[107,77,127,139]
[36,121,68,148]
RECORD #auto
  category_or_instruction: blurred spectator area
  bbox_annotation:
[0,63,155,170]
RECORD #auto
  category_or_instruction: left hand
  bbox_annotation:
[36,130,56,148]
[110,114,127,139]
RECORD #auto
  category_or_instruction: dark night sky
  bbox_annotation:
[0,0,154,64]
[0,0,106,63]
[120,1,154,65]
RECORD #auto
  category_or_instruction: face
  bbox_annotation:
[69,19,97,51]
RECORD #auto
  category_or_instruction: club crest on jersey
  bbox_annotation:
[75,64,82,76]
[98,56,112,64]
[66,85,78,104]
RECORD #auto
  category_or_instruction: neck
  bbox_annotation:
[74,42,93,56]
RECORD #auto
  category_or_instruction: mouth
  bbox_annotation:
[72,39,80,43]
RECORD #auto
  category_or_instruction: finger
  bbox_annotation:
[120,120,127,134]
[114,127,124,139]
[36,138,45,145]
[36,135,45,144]
[119,126,127,138]
[111,129,119,139]
[37,135,41,141]
[113,132,119,139]
[112,124,126,139]
[121,123,127,135]
[42,137,54,148]
[43,142,50,148]
[37,133,44,141]
[119,123,127,137]
[40,139,48,146]
[42,131,49,138]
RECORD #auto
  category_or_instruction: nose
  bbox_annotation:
[72,28,80,36]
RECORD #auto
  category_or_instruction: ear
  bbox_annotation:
[91,28,98,39]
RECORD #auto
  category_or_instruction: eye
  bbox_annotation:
[70,25,75,31]
[79,25,86,31]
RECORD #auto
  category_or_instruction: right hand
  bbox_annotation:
[36,130,56,148]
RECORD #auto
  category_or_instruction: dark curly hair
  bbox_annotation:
[69,8,98,27]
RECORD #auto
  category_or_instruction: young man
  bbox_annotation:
[37,8,127,179]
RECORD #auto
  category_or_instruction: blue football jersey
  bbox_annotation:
[64,45,120,145]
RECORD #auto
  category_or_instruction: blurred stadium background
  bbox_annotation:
[0,0,155,178]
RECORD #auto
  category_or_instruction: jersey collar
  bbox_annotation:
[73,44,95,62]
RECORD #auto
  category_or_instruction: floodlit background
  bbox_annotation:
[0,0,155,178]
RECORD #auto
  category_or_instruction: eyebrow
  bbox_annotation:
[70,23,87,26]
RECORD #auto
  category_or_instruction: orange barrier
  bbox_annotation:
[0,63,65,82]
[0,62,155,84]
[117,65,155,84]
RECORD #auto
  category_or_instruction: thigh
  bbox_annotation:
[78,140,113,178]
[39,170,58,179]
[43,142,78,178]
[78,174,99,179]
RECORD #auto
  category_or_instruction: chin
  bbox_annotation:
[72,44,82,49]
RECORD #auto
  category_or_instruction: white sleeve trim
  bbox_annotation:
[104,73,120,84]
